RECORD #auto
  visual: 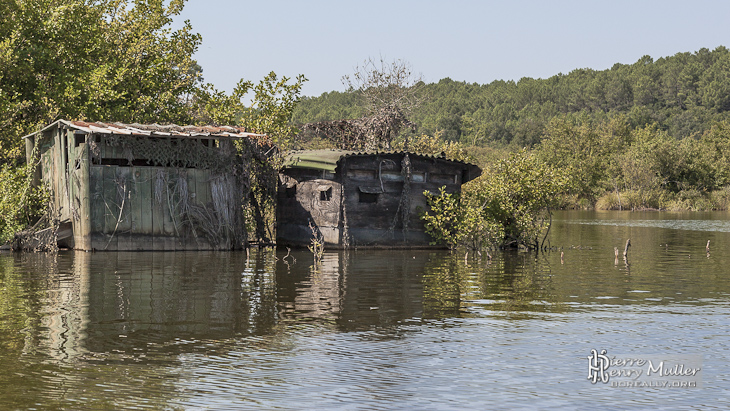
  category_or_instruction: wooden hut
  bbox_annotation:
[23,120,269,251]
[277,150,481,248]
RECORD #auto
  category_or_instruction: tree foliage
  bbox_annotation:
[293,57,422,150]
[342,56,424,118]
[295,48,730,214]
[294,47,730,147]
[189,72,307,146]
[423,150,570,251]
[0,0,307,244]
[0,0,307,161]
[0,0,203,160]
[536,115,730,210]
[0,159,48,243]
[392,133,473,163]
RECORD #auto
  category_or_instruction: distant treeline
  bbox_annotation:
[293,47,730,147]
[293,47,730,211]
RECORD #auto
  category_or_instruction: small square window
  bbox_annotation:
[320,187,332,201]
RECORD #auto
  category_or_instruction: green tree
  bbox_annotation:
[0,0,203,161]
[537,115,632,202]
[423,150,570,250]
[189,72,307,146]
[0,0,308,244]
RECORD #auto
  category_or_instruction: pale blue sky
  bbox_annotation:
[174,0,730,98]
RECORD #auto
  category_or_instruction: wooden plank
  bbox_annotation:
[53,130,62,216]
[162,170,179,250]
[60,130,71,221]
[74,142,92,250]
[66,132,77,223]
[88,167,105,239]
[115,167,133,251]
[132,167,155,251]
[169,170,186,251]
[102,165,118,250]
[150,169,166,250]
[198,169,212,207]
[99,135,107,159]
[130,167,142,234]
[136,168,154,235]
[185,168,201,250]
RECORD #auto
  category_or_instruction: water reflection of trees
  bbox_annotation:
[422,250,563,317]
[1,249,567,365]
[275,249,564,328]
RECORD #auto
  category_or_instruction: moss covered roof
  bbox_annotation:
[282,150,356,172]
[282,149,482,179]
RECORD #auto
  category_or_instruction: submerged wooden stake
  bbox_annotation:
[623,239,631,258]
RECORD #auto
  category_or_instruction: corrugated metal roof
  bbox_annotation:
[282,149,482,177]
[24,119,267,139]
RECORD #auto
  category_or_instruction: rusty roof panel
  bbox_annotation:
[24,120,267,140]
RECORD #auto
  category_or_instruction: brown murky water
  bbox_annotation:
[1,210,729,409]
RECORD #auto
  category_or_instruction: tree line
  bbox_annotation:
[294,47,730,147]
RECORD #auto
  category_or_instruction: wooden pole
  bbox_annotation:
[623,239,631,258]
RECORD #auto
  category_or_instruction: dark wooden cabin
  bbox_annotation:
[277,150,481,248]
[23,120,268,251]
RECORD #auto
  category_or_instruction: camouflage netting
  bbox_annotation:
[94,134,240,174]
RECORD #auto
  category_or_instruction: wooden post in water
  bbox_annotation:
[623,239,631,258]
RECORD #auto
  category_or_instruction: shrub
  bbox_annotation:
[423,150,570,250]
[0,164,49,244]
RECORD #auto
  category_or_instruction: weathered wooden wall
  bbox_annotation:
[277,169,342,246]
[86,166,219,250]
[277,152,479,248]
[341,154,468,247]
[36,131,232,251]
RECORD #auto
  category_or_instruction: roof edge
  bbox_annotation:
[23,119,268,140]
[282,149,482,176]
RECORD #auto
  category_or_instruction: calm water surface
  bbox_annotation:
[1,210,730,410]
